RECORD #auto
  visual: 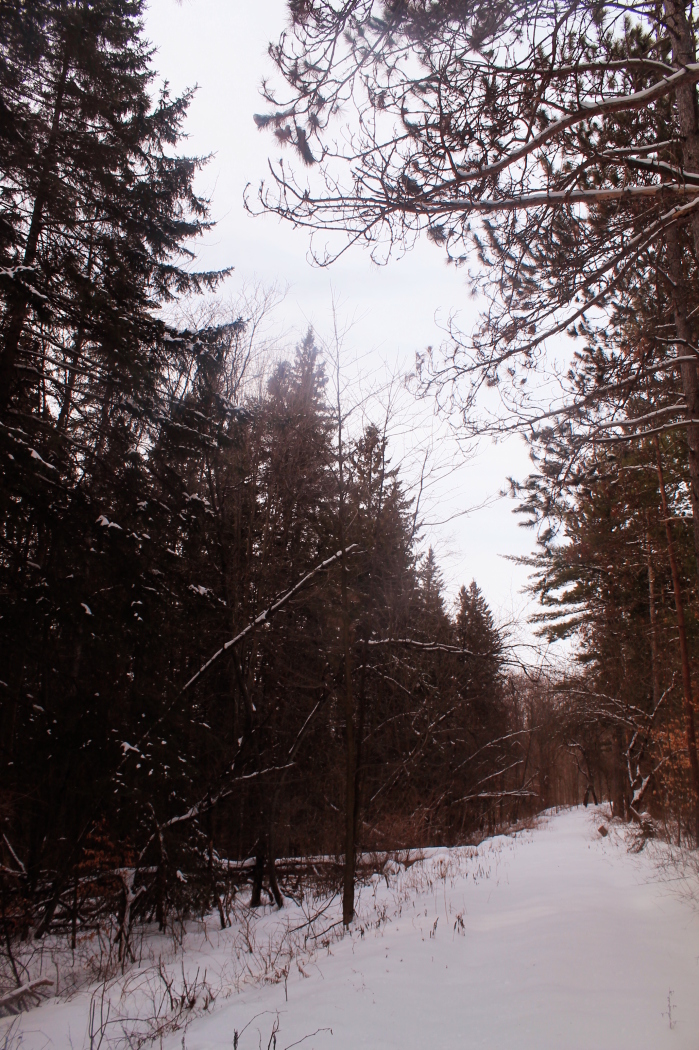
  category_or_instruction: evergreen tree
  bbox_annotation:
[417,548,448,634]
[454,581,504,745]
[0,0,228,938]
[0,0,220,410]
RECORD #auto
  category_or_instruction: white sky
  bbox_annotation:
[144,0,539,628]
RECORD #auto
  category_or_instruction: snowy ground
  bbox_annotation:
[5,807,699,1050]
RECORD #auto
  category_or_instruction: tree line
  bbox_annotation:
[257,0,699,844]
[0,0,557,968]
[4,0,699,978]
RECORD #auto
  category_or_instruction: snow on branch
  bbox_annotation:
[451,63,699,185]
[2,834,26,876]
[137,763,297,863]
[591,403,687,431]
[630,755,672,806]
[511,195,699,356]
[366,638,475,655]
[181,546,359,693]
[625,677,675,813]
[0,979,53,1014]
[451,182,699,213]
[450,727,542,777]
[160,764,296,832]
[595,418,699,443]
[461,790,539,800]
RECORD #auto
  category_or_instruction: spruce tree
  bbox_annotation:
[0,0,220,412]
[0,0,228,937]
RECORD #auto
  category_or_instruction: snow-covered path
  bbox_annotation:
[183,808,698,1050]
[8,808,699,1049]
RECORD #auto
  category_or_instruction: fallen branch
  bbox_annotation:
[0,978,53,1014]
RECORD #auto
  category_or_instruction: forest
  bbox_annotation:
[1,0,699,1010]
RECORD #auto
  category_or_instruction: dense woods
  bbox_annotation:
[1,0,699,991]
[0,0,541,961]
[259,0,699,841]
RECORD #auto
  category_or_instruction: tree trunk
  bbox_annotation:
[611,729,627,821]
[340,545,356,926]
[333,347,356,928]
[664,0,699,576]
[250,846,265,908]
[664,228,699,576]
[645,514,662,708]
[156,828,167,932]
[655,435,699,841]
[266,831,283,909]
[71,873,78,951]
[206,792,215,913]
[352,643,368,854]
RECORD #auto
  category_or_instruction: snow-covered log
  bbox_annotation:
[0,978,53,1015]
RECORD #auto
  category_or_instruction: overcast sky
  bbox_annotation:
[143,0,539,626]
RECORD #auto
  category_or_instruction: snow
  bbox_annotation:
[96,515,122,530]
[29,450,56,471]
[5,808,698,1049]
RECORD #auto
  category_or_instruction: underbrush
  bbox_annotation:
[0,834,518,1049]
